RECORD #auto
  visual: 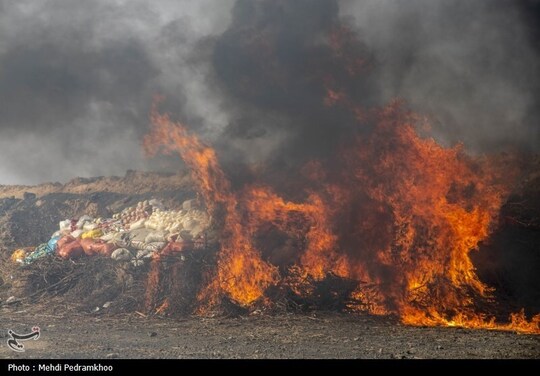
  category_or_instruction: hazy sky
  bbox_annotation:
[0,0,538,184]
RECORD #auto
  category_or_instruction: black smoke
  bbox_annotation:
[339,0,540,153]
[0,0,538,185]
[213,0,540,170]
[212,0,379,177]
[209,0,540,312]
[0,0,234,184]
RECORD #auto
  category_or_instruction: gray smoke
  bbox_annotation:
[209,0,540,180]
[0,0,538,184]
[0,0,234,184]
[341,0,540,152]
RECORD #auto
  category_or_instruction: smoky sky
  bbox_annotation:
[341,0,540,152]
[0,0,235,184]
[0,0,538,184]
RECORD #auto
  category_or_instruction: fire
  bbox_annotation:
[242,187,344,280]
[338,102,539,333]
[144,100,278,308]
[143,99,539,334]
[139,1,538,334]
[144,256,162,312]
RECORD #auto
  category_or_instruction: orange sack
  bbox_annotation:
[161,241,191,256]
[80,239,116,257]
[80,238,97,256]
[56,235,76,250]
[57,240,84,259]
[90,242,116,257]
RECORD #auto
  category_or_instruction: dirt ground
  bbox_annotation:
[0,307,538,359]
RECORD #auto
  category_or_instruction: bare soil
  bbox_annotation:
[0,307,538,359]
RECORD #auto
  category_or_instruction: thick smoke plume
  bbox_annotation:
[0,0,234,184]
[0,0,538,184]
[213,0,540,171]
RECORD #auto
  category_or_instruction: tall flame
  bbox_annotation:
[144,99,538,334]
[144,100,277,308]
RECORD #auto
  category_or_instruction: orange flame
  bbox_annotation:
[144,100,277,308]
[144,256,162,312]
[336,101,538,333]
[144,98,539,334]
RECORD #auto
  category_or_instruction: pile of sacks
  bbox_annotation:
[12,198,210,266]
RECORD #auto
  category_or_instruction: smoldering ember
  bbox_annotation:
[0,0,539,359]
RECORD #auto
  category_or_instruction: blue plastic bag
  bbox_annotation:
[23,243,54,264]
[47,236,61,252]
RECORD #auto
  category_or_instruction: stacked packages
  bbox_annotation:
[13,199,210,266]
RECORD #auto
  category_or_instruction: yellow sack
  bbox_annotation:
[10,249,27,263]
[81,228,103,239]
